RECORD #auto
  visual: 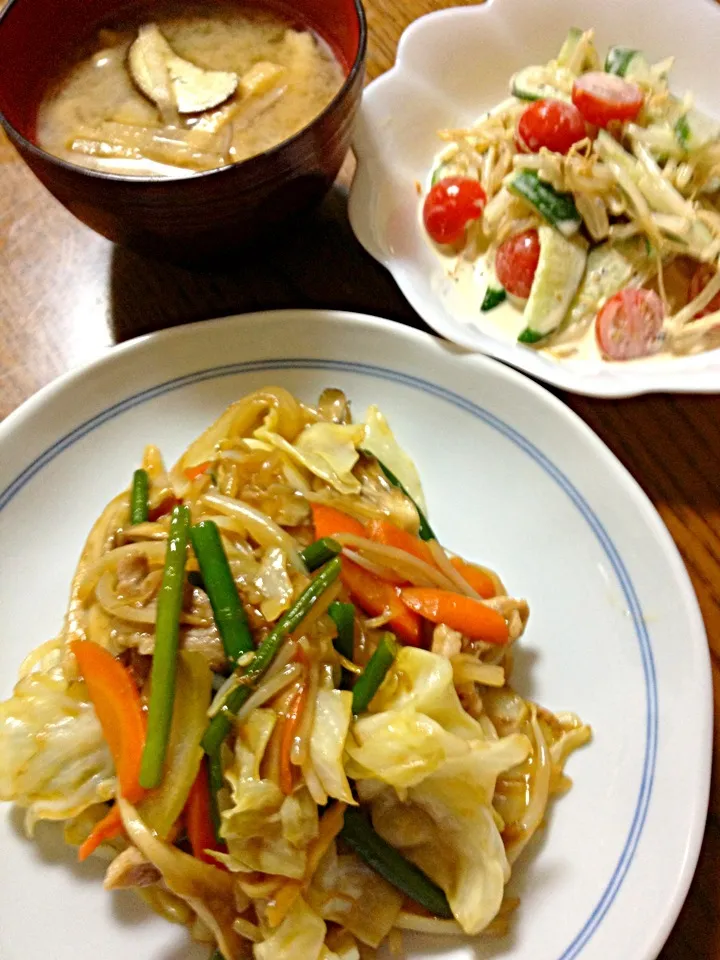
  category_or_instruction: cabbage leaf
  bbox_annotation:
[0,660,115,831]
[254,896,326,960]
[309,689,355,804]
[358,646,485,740]
[216,708,318,879]
[255,547,294,622]
[255,421,365,495]
[309,841,403,947]
[169,387,305,495]
[362,406,427,512]
[346,648,531,934]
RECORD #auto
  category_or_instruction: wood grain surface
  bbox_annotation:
[1,0,719,955]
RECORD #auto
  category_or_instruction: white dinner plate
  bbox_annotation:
[0,310,711,960]
[348,0,720,396]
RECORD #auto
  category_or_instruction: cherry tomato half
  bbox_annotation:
[423,176,487,245]
[595,288,664,360]
[495,229,541,299]
[688,263,720,317]
[572,72,644,127]
[516,99,588,155]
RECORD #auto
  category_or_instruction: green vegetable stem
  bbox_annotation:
[201,556,342,755]
[140,505,191,789]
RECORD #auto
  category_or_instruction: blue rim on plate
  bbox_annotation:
[0,356,657,960]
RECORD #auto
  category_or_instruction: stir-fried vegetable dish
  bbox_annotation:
[0,387,590,958]
[423,29,720,362]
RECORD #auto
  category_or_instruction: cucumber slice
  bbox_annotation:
[557,28,584,68]
[511,66,557,101]
[517,328,544,344]
[480,261,506,312]
[508,170,582,237]
[481,286,507,312]
[675,109,720,153]
[563,238,653,332]
[566,243,635,328]
[518,225,587,342]
[510,66,572,102]
[605,46,650,82]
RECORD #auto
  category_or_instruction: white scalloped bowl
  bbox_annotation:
[348,0,720,397]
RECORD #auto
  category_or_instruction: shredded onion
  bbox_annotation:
[233,663,303,726]
[281,459,312,496]
[136,887,195,926]
[265,638,300,681]
[208,672,245,719]
[290,660,319,765]
[484,595,529,624]
[670,266,720,330]
[95,572,209,626]
[302,491,370,522]
[506,705,551,865]
[450,654,505,687]
[362,610,395,629]
[203,491,306,572]
[336,654,362,675]
[232,917,262,943]
[18,637,65,679]
[394,910,510,937]
[427,541,480,599]
[236,874,284,900]
[341,549,406,584]
[121,522,168,542]
[200,515,255,554]
[672,308,720,343]
[77,541,168,601]
[335,533,457,590]
[393,913,465,936]
[301,757,327,806]
[549,724,592,767]
[212,639,300,722]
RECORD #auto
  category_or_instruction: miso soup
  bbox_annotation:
[36,2,345,177]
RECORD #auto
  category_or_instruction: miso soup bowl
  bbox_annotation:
[0,0,366,260]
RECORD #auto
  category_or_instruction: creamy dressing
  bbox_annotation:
[432,245,691,368]
[437,254,529,342]
[36,2,344,177]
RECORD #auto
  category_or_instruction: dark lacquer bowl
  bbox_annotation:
[0,0,366,260]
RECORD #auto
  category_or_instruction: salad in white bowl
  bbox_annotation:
[348,0,720,395]
[422,29,720,361]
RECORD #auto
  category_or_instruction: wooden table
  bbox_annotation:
[1,0,719,954]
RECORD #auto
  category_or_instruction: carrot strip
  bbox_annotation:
[186,758,224,866]
[366,518,436,567]
[341,560,421,646]
[449,557,496,599]
[71,641,147,803]
[279,683,308,796]
[184,461,212,481]
[400,588,509,644]
[311,504,365,540]
[310,506,422,645]
[78,805,124,862]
